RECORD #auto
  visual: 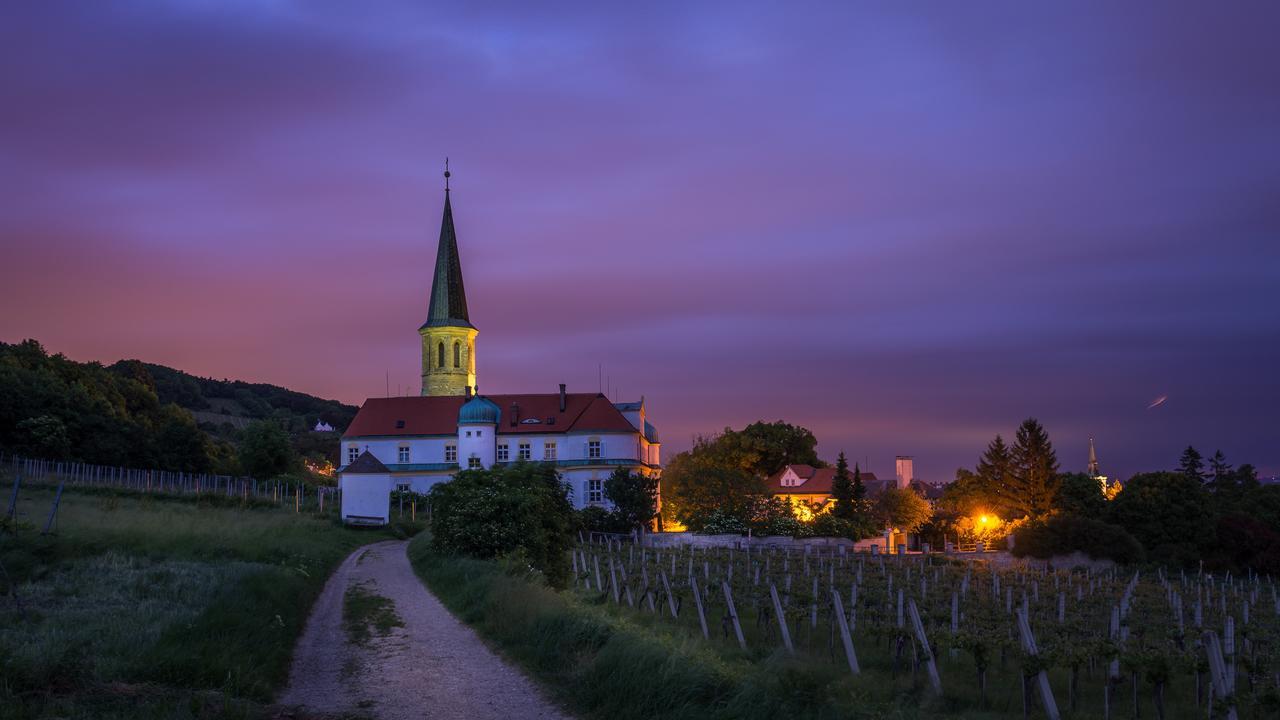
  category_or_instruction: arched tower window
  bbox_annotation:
[453,341,461,368]
[437,342,444,369]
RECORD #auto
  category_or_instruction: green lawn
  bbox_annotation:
[0,482,419,719]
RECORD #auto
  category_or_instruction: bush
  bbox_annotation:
[575,506,628,535]
[700,509,749,535]
[809,513,877,540]
[428,462,575,587]
[1012,515,1143,564]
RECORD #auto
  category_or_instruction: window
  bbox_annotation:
[497,444,509,462]
[588,440,602,459]
[453,341,461,368]
[347,446,359,465]
[398,446,410,463]
[465,430,472,438]
[476,430,481,437]
[445,444,457,463]
[468,456,481,469]
[544,442,557,460]
[518,442,531,461]
[437,342,444,368]
[587,478,604,504]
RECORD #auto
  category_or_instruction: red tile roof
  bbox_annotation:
[342,392,638,439]
[766,464,882,495]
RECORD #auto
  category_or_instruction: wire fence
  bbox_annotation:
[1,451,341,516]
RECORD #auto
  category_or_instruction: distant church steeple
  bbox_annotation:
[420,160,478,396]
[1087,436,1100,477]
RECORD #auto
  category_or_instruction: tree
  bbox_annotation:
[721,421,823,476]
[1178,446,1205,481]
[429,463,574,587]
[852,463,866,502]
[830,451,857,520]
[603,467,659,531]
[872,487,933,534]
[1055,472,1106,518]
[1003,418,1060,519]
[16,415,70,459]
[661,434,756,530]
[1108,471,1213,565]
[660,422,821,530]
[975,435,1013,514]
[238,420,296,479]
[1209,450,1232,480]
[152,404,212,473]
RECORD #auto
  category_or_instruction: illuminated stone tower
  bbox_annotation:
[420,164,477,396]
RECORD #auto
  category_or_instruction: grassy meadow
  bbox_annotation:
[0,480,420,719]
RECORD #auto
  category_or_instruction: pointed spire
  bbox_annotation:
[1088,436,1099,476]
[421,160,474,330]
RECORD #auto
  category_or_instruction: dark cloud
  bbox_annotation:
[1,1,1277,480]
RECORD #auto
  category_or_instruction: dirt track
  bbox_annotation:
[279,540,570,720]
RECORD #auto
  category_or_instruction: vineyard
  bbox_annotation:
[570,539,1279,719]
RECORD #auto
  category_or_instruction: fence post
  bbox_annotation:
[832,589,859,674]
[5,472,20,521]
[42,481,65,535]
[908,598,942,695]
[723,581,747,650]
[690,578,709,639]
[769,583,794,654]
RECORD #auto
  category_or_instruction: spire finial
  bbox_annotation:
[444,157,451,192]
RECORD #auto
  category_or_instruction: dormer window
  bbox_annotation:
[395,420,405,429]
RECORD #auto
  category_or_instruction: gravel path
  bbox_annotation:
[279,540,571,720]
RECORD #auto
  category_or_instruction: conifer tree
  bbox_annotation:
[1003,418,1060,518]
[1209,449,1232,480]
[975,434,1013,512]
[1178,446,1205,481]
[830,451,856,519]
[852,462,867,503]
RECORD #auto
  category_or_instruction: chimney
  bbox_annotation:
[895,456,914,490]
[559,383,566,412]
[510,402,519,426]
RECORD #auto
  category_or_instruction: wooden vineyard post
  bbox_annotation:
[769,583,795,654]
[295,485,300,513]
[832,589,860,674]
[690,578,710,639]
[1203,632,1239,720]
[1016,606,1061,720]
[950,591,959,660]
[594,555,604,594]
[608,558,621,604]
[722,581,747,650]
[660,571,679,618]
[907,599,942,695]
[42,481,65,535]
[5,472,20,521]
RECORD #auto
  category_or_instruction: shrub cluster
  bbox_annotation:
[428,462,574,587]
[1012,515,1143,564]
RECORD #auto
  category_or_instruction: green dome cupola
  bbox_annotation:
[458,395,500,425]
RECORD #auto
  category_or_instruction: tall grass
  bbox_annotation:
[0,486,419,718]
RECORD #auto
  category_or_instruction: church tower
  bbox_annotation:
[420,164,477,396]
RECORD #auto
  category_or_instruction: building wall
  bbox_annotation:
[457,422,495,468]
[339,472,392,524]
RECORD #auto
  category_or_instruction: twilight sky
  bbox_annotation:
[2,1,1278,481]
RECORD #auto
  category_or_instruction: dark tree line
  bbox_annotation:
[0,339,353,480]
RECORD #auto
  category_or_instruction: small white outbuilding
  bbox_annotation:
[339,451,392,525]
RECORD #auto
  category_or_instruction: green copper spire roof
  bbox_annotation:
[421,182,474,330]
